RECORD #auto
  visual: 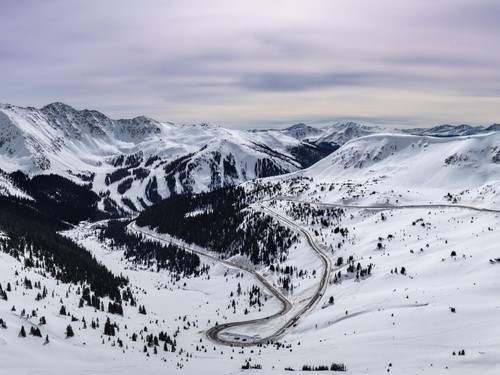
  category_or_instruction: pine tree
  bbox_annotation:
[66,324,74,337]
[30,326,42,337]
[104,317,115,336]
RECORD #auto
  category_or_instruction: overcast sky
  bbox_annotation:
[1,0,499,128]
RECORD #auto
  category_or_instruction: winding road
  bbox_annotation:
[258,205,332,338]
[273,197,500,214]
[127,207,332,346]
[128,221,293,346]
[128,198,500,347]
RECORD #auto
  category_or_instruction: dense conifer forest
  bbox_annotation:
[0,197,126,300]
[101,220,204,276]
[8,171,100,224]
[136,186,298,264]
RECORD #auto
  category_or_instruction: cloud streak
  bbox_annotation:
[0,0,499,128]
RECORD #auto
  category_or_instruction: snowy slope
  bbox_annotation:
[253,199,500,375]
[291,132,500,208]
[402,124,485,137]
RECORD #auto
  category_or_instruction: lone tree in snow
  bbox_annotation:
[66,324,74,338]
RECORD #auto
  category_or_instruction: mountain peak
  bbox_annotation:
[41,102,78,114]
[331,121,364,130]
[484,123,500,132]
[285,123,308,131]
[283,123,323,141]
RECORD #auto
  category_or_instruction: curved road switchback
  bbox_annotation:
[127,222,291,346]
[127,213,332,346]
[258,205,333,337]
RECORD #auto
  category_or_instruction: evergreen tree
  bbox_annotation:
[66,324,74,337]
[30,326,42,337]
[104,317,115,336]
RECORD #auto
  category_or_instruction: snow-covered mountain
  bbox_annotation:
[292,132,500,208]
[262,121,500,149]
[280,123,324,141]
[401,123,500,137]
[311,121,383,148]
[0,103,331,214]
[255,121,383,150]
[1,101,498,216]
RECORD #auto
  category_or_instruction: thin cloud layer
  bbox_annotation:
[0,0,499,128]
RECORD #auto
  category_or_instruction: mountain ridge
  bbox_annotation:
[0,102,331,214]
[1,101,498,215]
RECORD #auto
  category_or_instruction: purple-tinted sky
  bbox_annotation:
[1,0,499,128]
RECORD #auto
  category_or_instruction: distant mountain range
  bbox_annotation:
[400,123,500,137]
[0,102,498,215]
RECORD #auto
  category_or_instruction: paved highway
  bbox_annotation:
[127,222,292,346]
[128,212,332,346]
[273,197,500,214]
